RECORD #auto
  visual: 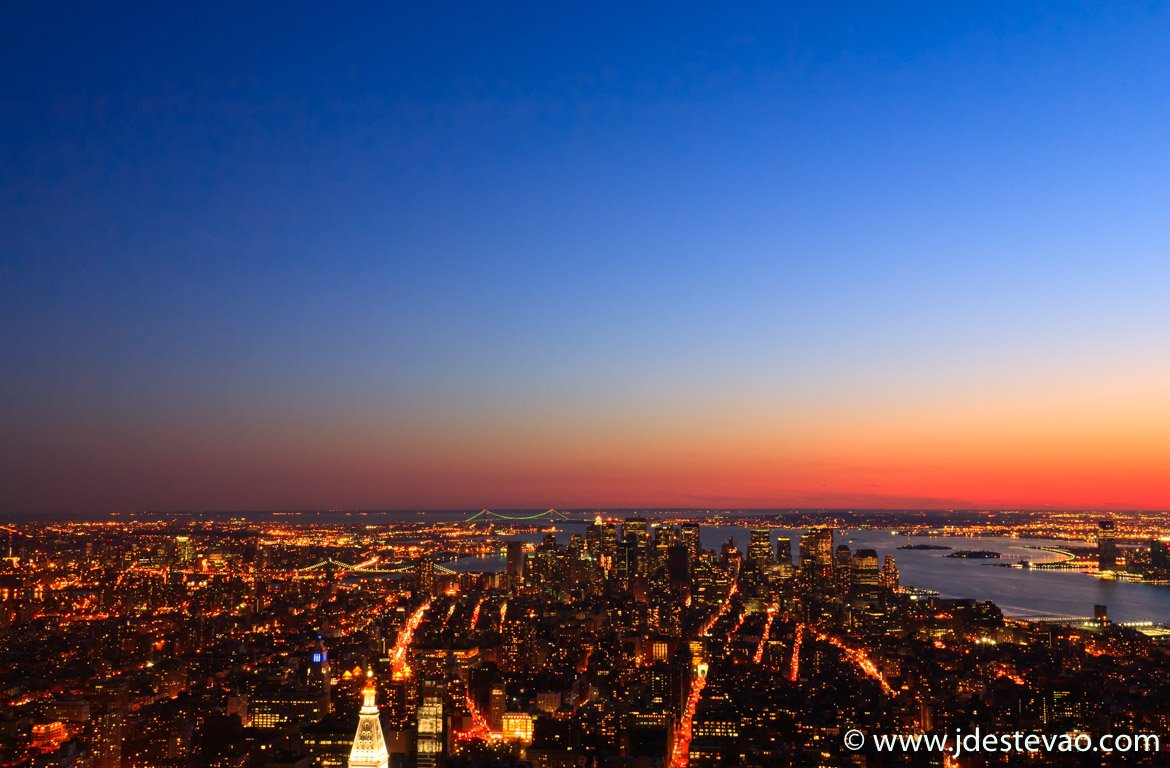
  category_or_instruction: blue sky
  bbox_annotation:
[3,3,1170,514]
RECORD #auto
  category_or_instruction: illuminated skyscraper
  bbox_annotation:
[775,537,793,579]
[595,520,615,549]
[880,555,900,589]
[1097,520,1118,571]
[834,544,852,587]
[652,524,675,574]
[586,516,604,558]
[309,637,331,714]
[506,541,525,591]
[799,528,834,582]
[623,517,651,577]
[174,535,194,566]
[623,517,650,545]
[680,523,701,563]
[748,529,773,571]
[489,683,505,733]
[416,680,444,767]
[415,559,434,598]
[853,549,880,588]
[348,674,388,768]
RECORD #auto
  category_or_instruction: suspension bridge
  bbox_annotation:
[297,558,457,575]
[1019,616,1157,627]
[463,508,571,523]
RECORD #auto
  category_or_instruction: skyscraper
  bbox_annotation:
[748,529,773,571]
[622,517,650,545]
[586,516,604,558]
[489,684,505,733]
[880,555,900,589]
[680,523,701,563]
[775,537,793,579]
[623,517,651,577]
[348,675,388,768]
[506,541,525,591]
[593,520,613,547]
[415,558,434,598]
[1097,520,1118,571]
[853,549,880,588]
[799,528,834,582]
[174,535,194,567]
[309,636,331,715]
[666,545,690,587]
[416,680,444,767]
[1150,538,1170,571]
[834,544,852,587]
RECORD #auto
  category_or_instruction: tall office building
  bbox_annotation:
[799,528,834,582]
[601,522,619,554]
[309,637,331,715]
[489,684,506,733]
[798,532,812,572]
[680,523,701,563]
[666,545,690,587]
[348,674,389,768]
[775,537,793,579]
[506,541,525,591]
[1150,538,1170,571]
[1097,520,1118,571]
[880,555,900,589]
[586,516,604,558]
[748,529,774,571]
[623,517,650,545]
[853,549,880,588]
[174,536,195,567]
[416,680,444,767]
[834,544,852,586]
[415,558,434,598]
[623,518,651,577]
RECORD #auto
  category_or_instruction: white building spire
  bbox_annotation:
[348,672,389,768]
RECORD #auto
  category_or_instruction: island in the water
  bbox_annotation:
[946,549,1002,559]
[898,543,953,551]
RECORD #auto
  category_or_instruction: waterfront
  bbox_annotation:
[448,523,1170,624]
[9,513,1170,766]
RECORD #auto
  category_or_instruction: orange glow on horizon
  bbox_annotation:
[11,371,1170,513]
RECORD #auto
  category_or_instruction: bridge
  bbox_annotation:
[464,508,570,523]
[297,558,457,576]
[1015,616,1157,628]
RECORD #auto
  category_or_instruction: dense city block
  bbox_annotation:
[1,511,1169,767]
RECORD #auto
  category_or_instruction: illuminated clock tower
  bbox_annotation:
[348,673,389,768]
[310,636,331,715]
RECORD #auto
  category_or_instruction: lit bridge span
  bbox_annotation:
[464,508,570,523]
[297,558,457,576]
[1015,616,1158,628]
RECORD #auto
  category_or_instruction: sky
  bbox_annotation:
[3,2,1169,516]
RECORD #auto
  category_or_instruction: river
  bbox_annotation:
[445,523,1170,624]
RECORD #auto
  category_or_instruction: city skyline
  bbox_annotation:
[8,6,1170,767]
[5,3,1170,515]
[4,511,1170,767]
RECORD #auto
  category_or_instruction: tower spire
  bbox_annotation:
[348,671,389,768]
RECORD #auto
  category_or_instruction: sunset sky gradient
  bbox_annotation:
[3,3,1169,515]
